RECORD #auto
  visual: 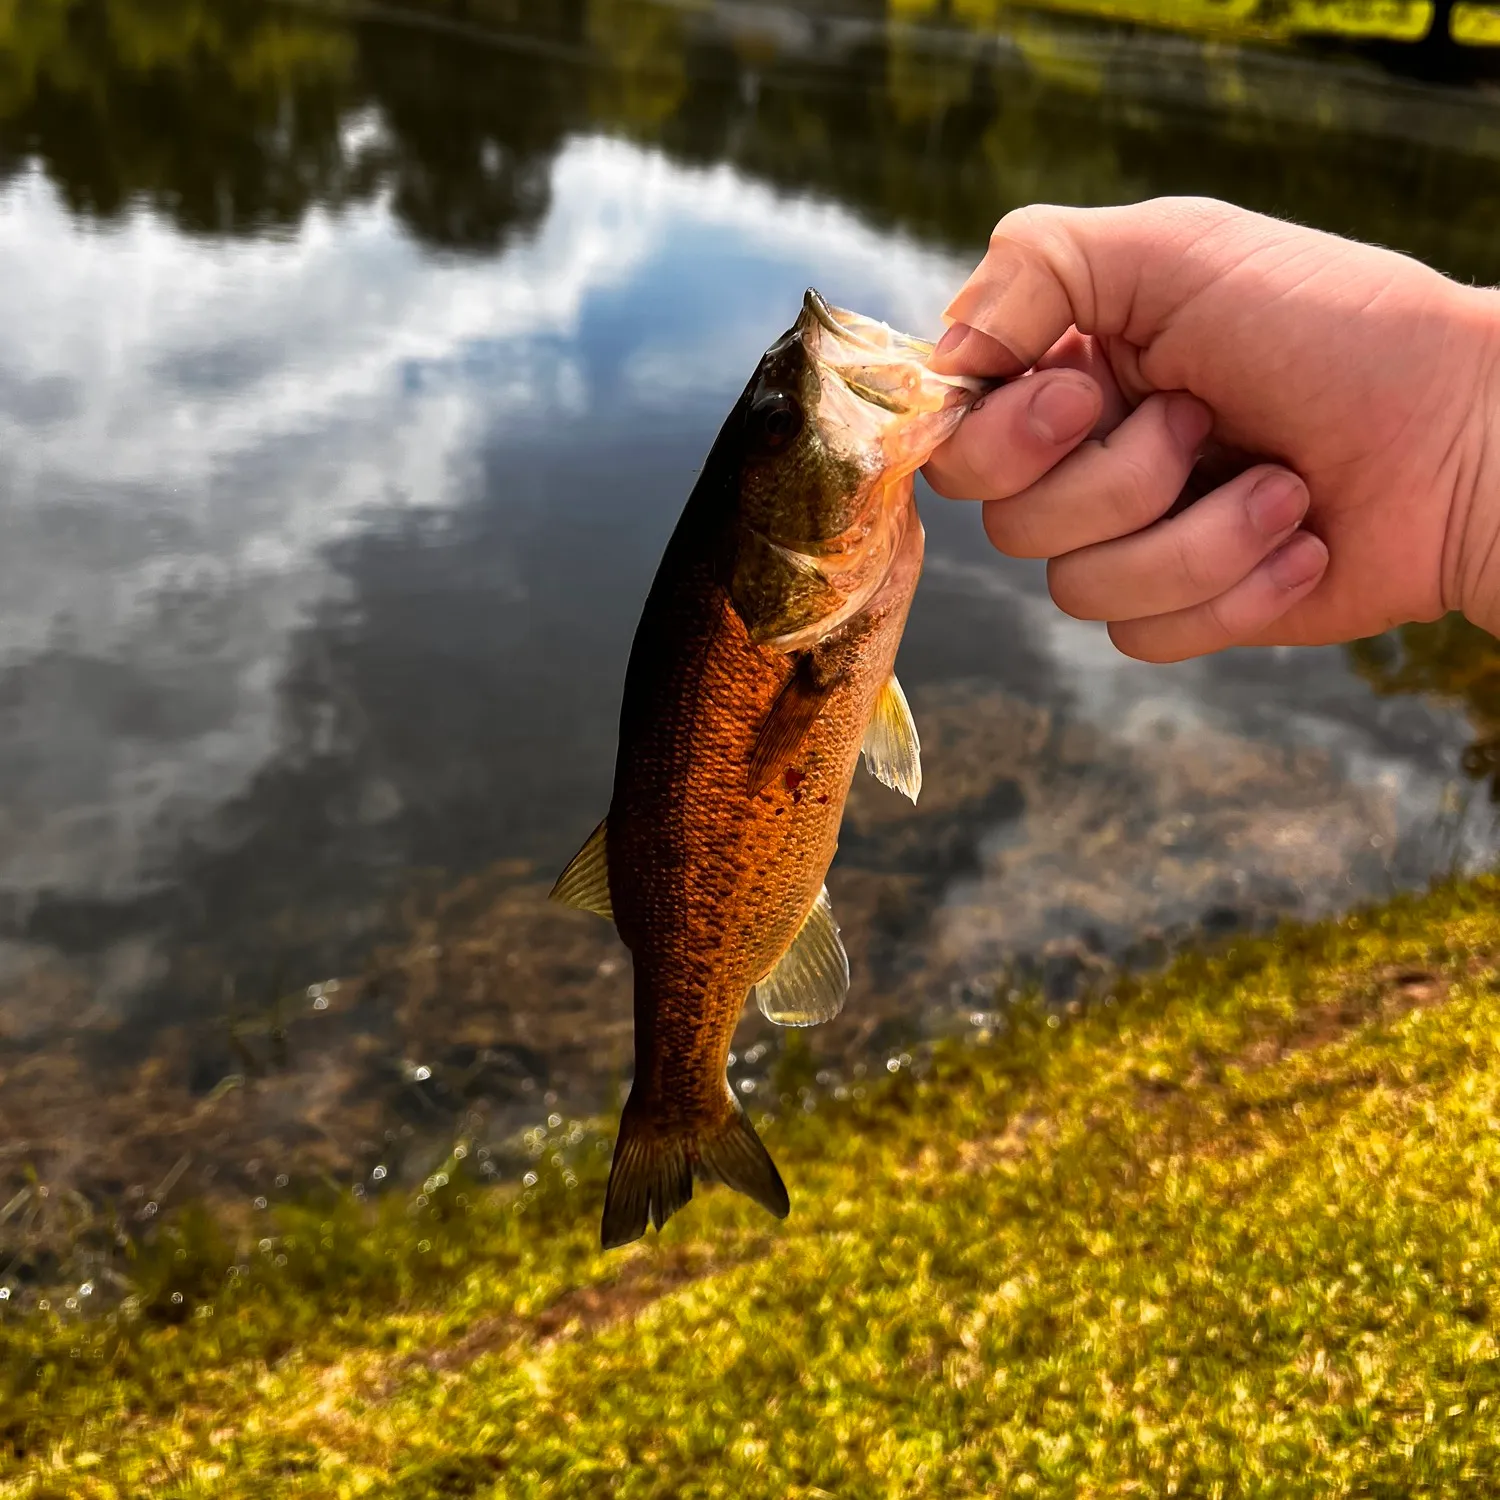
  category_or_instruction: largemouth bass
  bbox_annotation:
[552,291,986,1248]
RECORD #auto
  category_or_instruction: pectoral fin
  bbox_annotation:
[550,818,613,920]
[747,657,834,796]
[861,673,922,804]
[753,886,849,1027]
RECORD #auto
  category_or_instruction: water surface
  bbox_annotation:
[3,0,1500,1263]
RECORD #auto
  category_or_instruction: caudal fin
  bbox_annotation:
[600,1090,790,1249]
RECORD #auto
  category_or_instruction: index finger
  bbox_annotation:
[928,197,1243,378]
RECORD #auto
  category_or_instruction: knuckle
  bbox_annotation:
[1110,452,1165,528]
[1045,556,1100,620]
[1107,621,1174,664]
[1171,527,1218,598]
[1133,197,1238,254]
[990,207,1085,284]
[1159,195,1233,229]
[991,203,1055,245]
[1201,591,1240,646]
[983,501,1043,560]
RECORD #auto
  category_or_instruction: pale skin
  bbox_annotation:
[922,197,1500,663]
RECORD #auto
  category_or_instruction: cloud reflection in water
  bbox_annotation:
[0,129,1489,1212]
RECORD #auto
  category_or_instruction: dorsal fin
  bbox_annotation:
[752,886,849,1027]
[861,673,921,803]
[549,818,613,920]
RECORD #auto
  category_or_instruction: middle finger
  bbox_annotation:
[982,391,1213,559]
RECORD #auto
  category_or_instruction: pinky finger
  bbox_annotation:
[1107,531,1329,664]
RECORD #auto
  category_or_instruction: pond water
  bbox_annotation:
[4,0,1500,1264]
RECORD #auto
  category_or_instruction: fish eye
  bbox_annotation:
[750,392,804,450]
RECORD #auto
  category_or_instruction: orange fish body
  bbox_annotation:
[552,292,985,1246]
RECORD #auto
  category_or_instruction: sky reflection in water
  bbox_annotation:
[1,0,1498,1222]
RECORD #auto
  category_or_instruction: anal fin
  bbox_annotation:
[861,673,922,803]
[549,817,613,920]
[752,886,849,1027]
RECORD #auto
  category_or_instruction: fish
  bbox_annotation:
[552,290,987,1248]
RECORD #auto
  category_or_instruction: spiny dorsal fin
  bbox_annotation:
[550,817,613,920]
[752,886,849,1027]
[861,673,921,804]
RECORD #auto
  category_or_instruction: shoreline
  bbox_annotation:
[8,871,1500,1491]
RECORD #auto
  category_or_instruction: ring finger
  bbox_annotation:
[1046,465,1310,622]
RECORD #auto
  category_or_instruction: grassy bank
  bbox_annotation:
[895,0,1500,47]
[894,0,1437,43]
[8,877,1500,1496]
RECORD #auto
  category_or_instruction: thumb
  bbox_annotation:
[929,197,1248,378]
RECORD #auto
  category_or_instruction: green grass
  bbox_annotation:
[897,0,1439,44]
[9,876,1500,1495]
[898,0,1500,47]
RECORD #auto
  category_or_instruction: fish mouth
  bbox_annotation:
[802,288,937,362]
[798,288,991,419]
[796,288,992,473]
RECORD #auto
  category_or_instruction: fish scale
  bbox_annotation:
[551,290,988,1247]
[618,521,919,1097]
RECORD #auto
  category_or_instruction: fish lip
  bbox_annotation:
[802,288,935,361]
[800,288,995,412]
[804,287,853,343]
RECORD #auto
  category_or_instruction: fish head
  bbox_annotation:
[734,289,987,548]
[727,289,991,646]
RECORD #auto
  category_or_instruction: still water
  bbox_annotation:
[3,0,1500,1267]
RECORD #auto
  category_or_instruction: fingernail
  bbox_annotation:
[1267,531,1328,591]
[1246,471,1308,539]
[1027,376,1098,446]
[1166,393,1213,454]
[930,320,1028,377]
[932,322,971,361]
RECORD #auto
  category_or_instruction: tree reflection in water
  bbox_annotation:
[1,0,1498,273]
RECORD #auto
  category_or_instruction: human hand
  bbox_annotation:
[922,197,1500,662]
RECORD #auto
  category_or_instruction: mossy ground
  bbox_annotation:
[8,876,1500,1496]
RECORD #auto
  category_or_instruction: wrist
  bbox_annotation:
[1446,282,1500,637]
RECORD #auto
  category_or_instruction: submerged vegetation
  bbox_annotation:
[7,875,1500,1494]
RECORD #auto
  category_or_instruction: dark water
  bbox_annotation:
[4,0,1500,1263]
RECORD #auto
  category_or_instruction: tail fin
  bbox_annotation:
[600,1089,790,1249]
